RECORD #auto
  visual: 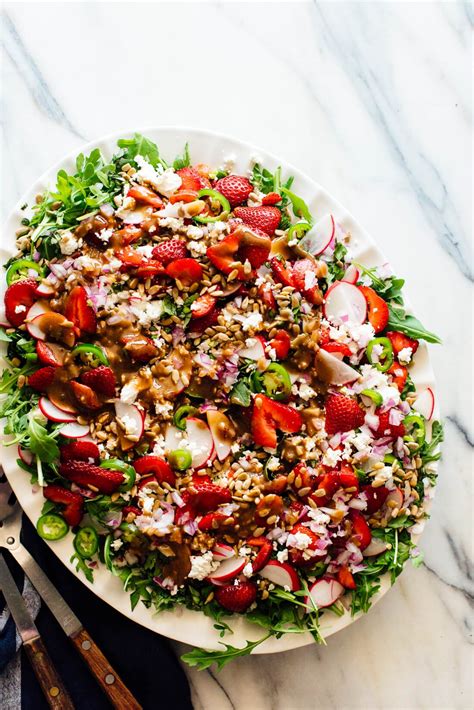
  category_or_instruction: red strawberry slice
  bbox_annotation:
[349,510,372,550]
[70,381,102,410]
[4,279,38,327]
[121,334,159,363]
[337,464,359,490]
[122,505,141,517]
[133,455,176,486]
[387,363,408,392]
[127,185,163,209]
[239,244,269,269]
[288,463,315,498]
[252,394,303,449]
[246,537,272,573]
[261,192,281,206]
[59,461,124,494]
[292,259,322,305]
[214,175,253,207]
[176,167,210,192]
[113,225,143,247]
[358,286,389,333]
[234,206,281,236]
[188,307,219,335]
[64,286,97,335]
[337,566,356,589]
[36,341,66,366]
[60,440,100,462]
[152,239,188,266]
[28,366,56,392]
[188,481,232,514]
[360,485,390,514]
[321,342,352,358]
[197,512,231,532]
[116,246,146,269]
[270,257,294,287]
[43,485,84,527]
[288,523,320,567]
[270,330,291,359]
[324,394,365,435]
[215,581,257,613]
[80,366,116,397]
[257,282,277,310]
[386,330,419,357]
[166,258,203,285]
[207,227,270,279]
[190,294,217,320]
[136,260,166,280]
[374,409,405,439]
[255,494,284,528]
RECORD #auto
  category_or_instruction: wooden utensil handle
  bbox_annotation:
[23,636,74,710]
[71,628,142,710]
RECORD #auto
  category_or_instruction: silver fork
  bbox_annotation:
[0,475,142,709]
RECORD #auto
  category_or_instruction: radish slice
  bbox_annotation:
[27,314,49,340]
[48,391,77,414]
[363,538,389,557]
[239,335,267,361]
[164,424,187,451]
[298,215,335,256]
[260,560,301,591]
[305,577,344,610]
[413,387,435,421]
[206,410,234,462]
[323,282,367,325]
[384,487,403,510]
[185,418,215,468]
[18,445,34,466]
[342,264,360,284]
[39,397,77,423]
[212,542,235,560]
[114,401,144,440]
[207,556,246,583]
[35,282,55,297]
[59,423,90,438]
[315,348,360,385]
[25,300,51,322]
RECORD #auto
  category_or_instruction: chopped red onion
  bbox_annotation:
[171,491,185,508]
[183,520,198,536]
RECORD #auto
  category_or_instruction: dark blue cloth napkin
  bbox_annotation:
[1,514,193,709]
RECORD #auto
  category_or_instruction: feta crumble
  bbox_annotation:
[188,551,219,580]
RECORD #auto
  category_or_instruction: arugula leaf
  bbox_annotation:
[325,242,348,285]
[280,187,313,225]
[181,633,272,671]
[420,420,443,465]
[387,304,441,344]
[229,378,252,407]
[28,416,59,463]
[70,553,94,583]
[117,133,167,169]
[161,294,177,317]
[350,575,381,615]
[173,143,191,171]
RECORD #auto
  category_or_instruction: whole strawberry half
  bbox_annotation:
[70,381,102,410]
[59,461,124,494]
[176,167,210,192]
[324,394,365,434]
[251,394,303,449]
[152,239,188,266]
[80,366,117,397]
[60,440,100,463]
[234,206,281,236]
[215,581,257,613]
[4,279,38,327]
[358,286,389,334]
[43,484,84,527]
[214,175,253,207]
[64,285,97,335]
[386,330,419,357]
[28,366,56,392]
[188,482,232,514]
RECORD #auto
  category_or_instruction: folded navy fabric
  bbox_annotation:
[2,514,193,709]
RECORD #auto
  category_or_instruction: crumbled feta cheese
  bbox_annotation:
[322,447,342,467]
[155,401,174,417]
[135,156,182,197]
[397,347,413,364]
[136,244,155,259]
[186,225,205,240]
[187,240,207,257]
[287,531,313,550]
[97,228,113,243]
[234,312,263,332]
[222,153,236,171]
[72,255,101,272]
[111,539,123,551]
[239,546,251,557]
[266,456,280,472]
[120,380,140,404]
[15,304,27,314]
[119,414,139,437]
[304,271,317,290]
[129,300,163,327]
[59,230,82,255]
[230,443,240,454]
[188,551,219,580]
[242,562,254,578]
[152,435,166,458]
[276,549,289,563]
[298,383,317,402]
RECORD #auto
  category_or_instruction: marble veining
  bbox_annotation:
[1,2,472,708]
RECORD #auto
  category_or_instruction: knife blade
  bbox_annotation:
[0,553,39,644]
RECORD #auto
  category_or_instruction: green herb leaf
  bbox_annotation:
[229,379,252,407]
[280,188,313,224]
[181,633,272,671]
[387,305,441,344]
[28,416,59,464]
[173,143,191,171]
[117,133,166,169]
[70,553,94,583]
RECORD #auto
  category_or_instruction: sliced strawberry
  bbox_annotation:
[169,190,199,204]
[288,462,315,498]
[60,440,100,462]
[258,282,277,310]
[36,341,66,366]
[374,409,405,439]
[288,523,320,568]
[270,257,294,287]
[214,175,253,207]
[246,537,272,573]
[324,394,365,435]
[176,167,210,192]
[64,286,97,335]
[70,381,102,410]
[321,342,352,358]
[152,239,188,266]
[122,334,159,363]
[197,512,231,532]
[215,581,257,613]
[262,192,281,205]
[264,474,288,494]
[318,326,331,346]
[127,185,163,209]
[337,464,359,490]
[188,307,219,334]
[252,394,303,449]
[312,471,339,506]
[292,259,322,304]
[166,258,203,286]
[4,279,37,327]
[349,510,372,550]
[60,460,124,494]
[133,456,176,486]
[80,366,116,397]
[135,260,166,279]
[234,206,281,236]
[255,494,284,528]
[361,485,390,514]
[358,286,389,333]
[388,362,408,392]
[43,485,84,527]
[188,481,232,514]
[337,566,356,590]
[270,330,291,359]
[122,505,141,517]
[116,246,145,269]
[386,330,419,357]
[112,225,143,247]
[191,294,217,319]
[28,366,56,392]
[207,227,270,280]
[239,244,269,269]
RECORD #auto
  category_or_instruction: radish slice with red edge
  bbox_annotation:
[207,556,245,583]
[212,543,235,560]
[259,560,301,591]
[39,397,77,423]
[25,300,51,322]
[323,281,367,325]
[185,418,215,468]
[48,391,77,415]
[239,335,267,361]
[298,214,335,256]
[305,577,344,610]
[342,264,360,284]
[35,282,55,297]
[363,538,389,557]
[412,387,435,421]
[18,445,34,466]
[58,423,90,438]
[315,348,360,385]
[206,410,233,462]
[114,401,144,440]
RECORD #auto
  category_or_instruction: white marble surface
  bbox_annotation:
[1,2,472,708]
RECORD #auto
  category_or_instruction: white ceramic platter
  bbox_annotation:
[0,127,439,652]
